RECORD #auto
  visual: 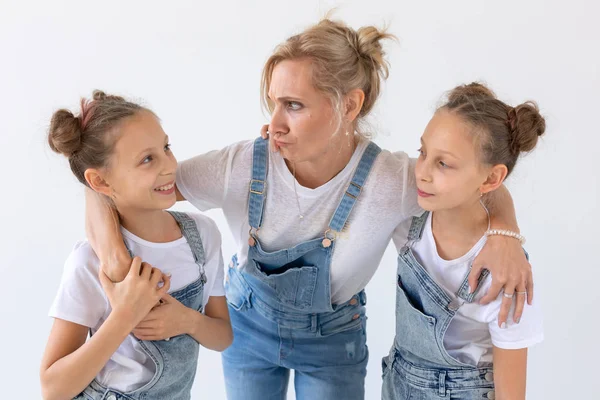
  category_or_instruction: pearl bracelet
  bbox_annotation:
[485,229,526,245]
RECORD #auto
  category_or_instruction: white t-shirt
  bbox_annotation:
[176,138,422,304]
[406,212,544,366]
[49,213,225,393]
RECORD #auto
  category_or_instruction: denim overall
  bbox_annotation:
[222,137,381,400]
[382,212,497,400]
[75,211,207,400]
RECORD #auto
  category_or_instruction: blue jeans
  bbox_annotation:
[222,279,369,400]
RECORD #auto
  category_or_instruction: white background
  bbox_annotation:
[1,0,598,398]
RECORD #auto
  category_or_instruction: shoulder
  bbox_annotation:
[63,240,101,278]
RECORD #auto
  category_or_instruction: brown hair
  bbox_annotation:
[48,90,147,186]
[261,18,395,136]
[441,82,546,176]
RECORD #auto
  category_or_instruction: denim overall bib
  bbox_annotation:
[382,212,497,400]
[75,211,207,400]
[222,137,381,400]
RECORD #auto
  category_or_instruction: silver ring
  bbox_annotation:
[515,291,527,295]
[503,292,514,298]
[165,337,170,341]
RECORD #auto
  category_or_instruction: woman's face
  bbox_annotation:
[267,58,347,164]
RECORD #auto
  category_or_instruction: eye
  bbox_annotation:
[439,160,449,168]
[164,143,172,152]
[287,101,303,111]
[417,147,425,157]
[142,155,153,164]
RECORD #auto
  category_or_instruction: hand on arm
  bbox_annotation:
[469,185,533,327]
[133,295,233,352]
[40,258,170,400]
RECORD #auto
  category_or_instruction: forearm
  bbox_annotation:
[493,347,527,400]
[41,313,133,400]
[184,308,233,352]
[484,185,519,232]
[85,188,131,281]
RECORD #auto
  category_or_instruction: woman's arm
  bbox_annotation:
[492,346,528,400]
[85,188,130,282]
[85,186,187,282]
[132,295,233,351]
[470,185,533,327]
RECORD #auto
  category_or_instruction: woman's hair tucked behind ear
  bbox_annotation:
[48,90,147,186]
[261,18,396,137]
[441,82,546,177]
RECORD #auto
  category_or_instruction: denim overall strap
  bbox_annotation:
[248,137,268,230]
[168,211,207,285]
[406,211,429,244]
[405,210,489,303]
[456,268,490,303]
[328,142,382,232]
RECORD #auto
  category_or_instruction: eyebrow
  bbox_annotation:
[267,94,304,103]
[134,135,169,160]
[420,137,460,159]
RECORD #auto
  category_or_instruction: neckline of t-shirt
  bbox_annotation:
[121,226,187,249]
[271,137,370,198]
[425,212,487,267]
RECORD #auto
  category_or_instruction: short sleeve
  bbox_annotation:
[48,242,108,328]
[474,272,544,350]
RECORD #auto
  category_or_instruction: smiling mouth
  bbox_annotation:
[154,182,175,192]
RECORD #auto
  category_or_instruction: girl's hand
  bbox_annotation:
[132,294,189,341]
[99,256,171,329]
[470,237,533,327]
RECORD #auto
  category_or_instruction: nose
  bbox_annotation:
[160,152,177,177]
[415,158,432,183]
[269,106,289,137]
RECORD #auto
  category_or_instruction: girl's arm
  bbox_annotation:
[187,296,233,351]
[492,346,528,400]
[132,295,233,351]
[40,313,136,400]
[40,258,170,400]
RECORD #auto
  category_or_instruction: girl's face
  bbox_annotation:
[267,58,349,164]
[104,111,178,212]
[415,109,492,212]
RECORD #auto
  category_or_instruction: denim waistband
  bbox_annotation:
[250,289,367,330]
[389,349,494,391]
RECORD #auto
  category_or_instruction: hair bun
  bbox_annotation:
[92,90,125,102]
[48,109,83,157]
[447,82,496,105]
[508,101,546,154]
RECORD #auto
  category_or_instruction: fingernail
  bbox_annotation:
[515,317,520,324]
[166,273,172,277]
[468,285,472,293]
[501,322,507,329]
